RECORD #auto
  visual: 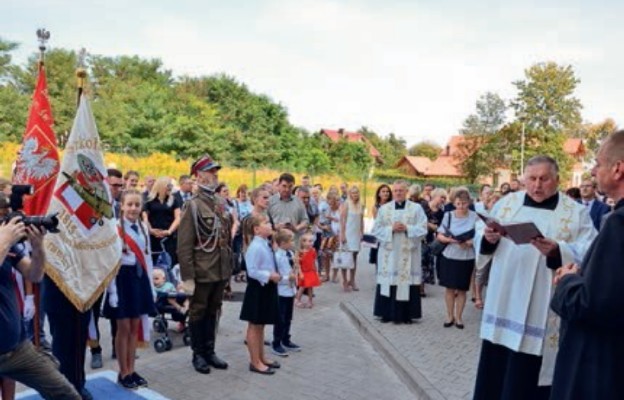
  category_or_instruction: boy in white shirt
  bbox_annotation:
[272,229,302,356]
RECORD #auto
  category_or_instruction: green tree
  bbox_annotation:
[408,140,442,160]
[458,92,507,182]
[511,62,582,132]
[461,92,506,136]
[510,62,582,176]
[0,37,18,78]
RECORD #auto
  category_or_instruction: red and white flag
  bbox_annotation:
[13,64,60,214]
[44,95,122,312]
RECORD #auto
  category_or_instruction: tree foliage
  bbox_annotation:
[408,140,442,160]
[0,44,398,177]
[461,92,506,136]
[459,63,585,182]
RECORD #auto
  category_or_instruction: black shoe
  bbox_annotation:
[79,387,94,400]
[206,353,228,369]
[131,372,148,387]
[443,319,455,328]
[264,360,281,369]
[249,364,275,375]
[192,354,211,374]
[282,341,301,352]
[117,374,138,390]
[380,318,391,323]
[455,322,465,329]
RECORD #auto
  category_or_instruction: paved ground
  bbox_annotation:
[18,248,482,400]
[344,251,482,400]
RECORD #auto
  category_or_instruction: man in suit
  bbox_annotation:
[580,179,611,230]
[174,174,193,205]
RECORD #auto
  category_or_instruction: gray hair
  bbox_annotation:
[602,130,624,165]
[408,184,422,198]
[525,155,559,175]
[393,180,409,189]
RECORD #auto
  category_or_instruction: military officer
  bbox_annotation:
[178,154,233,374]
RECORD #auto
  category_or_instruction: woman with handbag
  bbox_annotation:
[435,188,477,330]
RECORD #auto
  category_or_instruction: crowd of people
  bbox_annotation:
[1,130,623,399]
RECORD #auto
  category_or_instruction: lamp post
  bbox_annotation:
[520,122,525,174]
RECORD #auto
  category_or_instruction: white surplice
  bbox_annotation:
[372,200,428,301]
[475,191,596,385]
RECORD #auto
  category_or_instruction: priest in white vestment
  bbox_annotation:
[472,156,596,400]
[372,180,428,324]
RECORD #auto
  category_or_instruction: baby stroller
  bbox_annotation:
[151,240,191,352]
[152,288,190,352]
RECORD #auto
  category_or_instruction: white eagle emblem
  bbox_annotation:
[15,137,58,182]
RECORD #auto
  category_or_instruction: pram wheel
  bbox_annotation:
[165,337,173,351]
[183,332,191,346]
[154,338,167,353]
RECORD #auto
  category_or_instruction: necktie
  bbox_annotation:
[130,224,143,277]
[286,250,294,268]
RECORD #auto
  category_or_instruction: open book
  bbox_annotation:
[477,212,544,245]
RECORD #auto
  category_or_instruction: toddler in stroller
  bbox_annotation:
[152,267,191,352]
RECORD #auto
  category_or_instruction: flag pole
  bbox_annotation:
[76,48,87,109]
[32,28,50,349]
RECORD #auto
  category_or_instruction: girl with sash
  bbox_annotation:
[105,189,156,389]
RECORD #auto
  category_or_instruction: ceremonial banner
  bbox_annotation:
[44,95,122,312]
[13,64,60,214]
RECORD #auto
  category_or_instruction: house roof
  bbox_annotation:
[563,138,585,155]
[320,129,382,158]
[397,156,432,174]
[426,155,464,177]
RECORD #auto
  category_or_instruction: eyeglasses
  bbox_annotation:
[111,184,123,187]
[302,197,310,200]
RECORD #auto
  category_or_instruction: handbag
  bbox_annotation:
[333,247,354,269]
[430,212,452,256]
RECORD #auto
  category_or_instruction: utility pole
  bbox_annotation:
[520,122,525,174]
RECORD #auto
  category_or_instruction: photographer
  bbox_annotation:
[0,217,80,399]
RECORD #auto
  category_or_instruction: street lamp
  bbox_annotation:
[520,122,525,174]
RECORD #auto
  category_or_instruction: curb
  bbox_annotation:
[341,301,447,400]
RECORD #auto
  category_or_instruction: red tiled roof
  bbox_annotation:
[564,138,584,155]
[425,155,463,177]
[396,156,432,174]
[320,129,382,158]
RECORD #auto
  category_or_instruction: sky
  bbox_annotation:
[2,0,623,147]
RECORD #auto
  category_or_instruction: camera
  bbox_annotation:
[0,184,60,233]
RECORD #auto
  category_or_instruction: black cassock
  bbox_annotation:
[550,199,624,400]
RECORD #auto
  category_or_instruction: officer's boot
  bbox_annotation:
[189,320,210,374]
[204,315,228,369]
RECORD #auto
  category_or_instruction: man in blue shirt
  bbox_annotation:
[0,217,80,399]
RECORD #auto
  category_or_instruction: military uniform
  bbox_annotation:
[178,184,232,372]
